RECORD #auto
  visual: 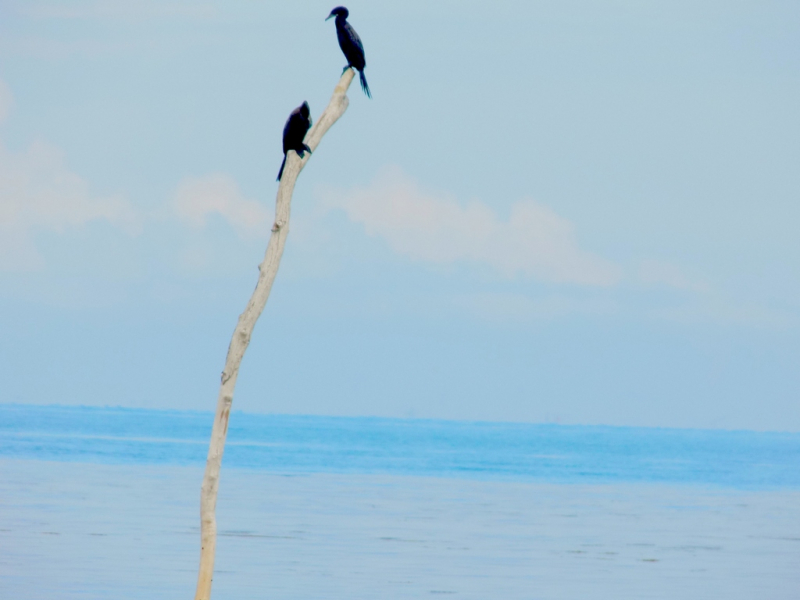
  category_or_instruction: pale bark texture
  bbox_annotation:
[194,68,355,600]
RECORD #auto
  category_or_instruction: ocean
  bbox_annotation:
[1,404,799,599]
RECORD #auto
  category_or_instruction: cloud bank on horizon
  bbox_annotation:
[322,167,622,287]
[0,70,780,323]
[0,78,619,289]
[0,88,140,272]
[0,65,789,331]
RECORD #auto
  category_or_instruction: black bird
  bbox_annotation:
[326,6,371,98]
[277,101,312,181]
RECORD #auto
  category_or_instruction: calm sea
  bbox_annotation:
[2,404,800,599]
[2,404,798,489]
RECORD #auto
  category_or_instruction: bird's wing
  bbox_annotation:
[344,22,365,58]
[282,108,301,153]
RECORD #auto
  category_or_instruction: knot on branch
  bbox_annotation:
[272,219,285,232]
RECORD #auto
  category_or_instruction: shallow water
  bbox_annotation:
[1,459,799,599]
[2,405,799,598]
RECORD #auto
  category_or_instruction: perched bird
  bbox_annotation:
[277,101,312,181]
[326,6,371,98]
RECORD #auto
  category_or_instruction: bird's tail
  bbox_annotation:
[277,155,287,181]
[359,70,371,98]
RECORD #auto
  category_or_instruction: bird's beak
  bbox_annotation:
[325,13,334,21]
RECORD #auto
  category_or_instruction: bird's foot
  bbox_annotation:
[341,65,352,75]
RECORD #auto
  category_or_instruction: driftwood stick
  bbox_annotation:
[194,68,355,600]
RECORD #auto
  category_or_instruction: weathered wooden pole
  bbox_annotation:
[194,68,355,600]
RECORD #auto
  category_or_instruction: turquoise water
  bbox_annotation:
[3,404,800,599]
[2,404,798,489]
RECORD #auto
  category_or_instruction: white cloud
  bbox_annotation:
[0,74,267,277]
[638,259,710,293]
[322,167,621,286]
[172,173,270,238]
[0,139,139,272]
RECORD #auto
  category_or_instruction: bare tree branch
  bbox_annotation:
[194,68,356,600]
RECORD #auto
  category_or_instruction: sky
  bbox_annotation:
[0,0,798,430]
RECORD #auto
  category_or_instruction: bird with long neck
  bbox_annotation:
[277,101,312,181]
[326,6,371,98]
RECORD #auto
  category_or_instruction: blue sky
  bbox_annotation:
[1,1,798,430]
